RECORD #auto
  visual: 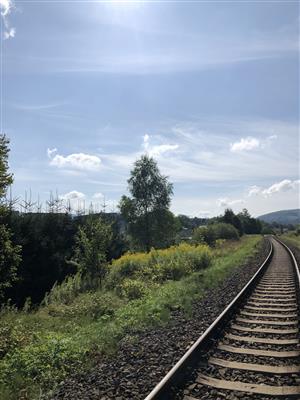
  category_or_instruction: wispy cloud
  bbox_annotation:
[143,134,179,157]
[216,197,244,208]
[96,118,297,186]
[48,150,102,171]
[13,102,68,112]
[8,27,298,74]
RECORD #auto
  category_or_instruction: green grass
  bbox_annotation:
[280,231,300,249]
[0,235,262,399]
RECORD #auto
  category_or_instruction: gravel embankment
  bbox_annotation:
[52,239,270,400]
[182,238,300,400]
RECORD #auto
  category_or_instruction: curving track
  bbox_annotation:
[145,238,300,400]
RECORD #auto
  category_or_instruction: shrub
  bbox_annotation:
[193,223,239,246]
[0,333,86,390]
[212,223,239,241]
[46,291,123,321]
[44,273,103,306]
[106,243,212,290]
[119,279,147,300]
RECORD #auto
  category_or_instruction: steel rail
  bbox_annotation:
[144,238,274,400]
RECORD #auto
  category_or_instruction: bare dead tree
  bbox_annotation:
[46,191,56,213]
[64,199,72,214]
[21,189,37,213]
[36,194,43,213]
[101,195,107,214]
[53,190,64,213]
[88,201,95,215]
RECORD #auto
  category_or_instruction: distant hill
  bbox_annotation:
[258,209,300,225]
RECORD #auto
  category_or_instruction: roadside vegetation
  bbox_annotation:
[0,235,262,399]
[281,228,300,249]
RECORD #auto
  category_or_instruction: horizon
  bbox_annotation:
[1,0,299,218]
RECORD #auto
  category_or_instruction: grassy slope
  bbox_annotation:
[281,232,300,249]
[0,235,262,399]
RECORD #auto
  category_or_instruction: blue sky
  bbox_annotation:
[1,0,299,217]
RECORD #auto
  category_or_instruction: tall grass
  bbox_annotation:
[281,231,300,249]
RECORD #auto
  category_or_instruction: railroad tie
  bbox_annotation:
[208,356,300,374]
[244,305,298,312]
[235,316,298,326]
[196,374,300,396]
[247,301,297,307]
[231,323,298,334]
[240,310,298,318]
[225,333,299,344]
[217,343,300,358]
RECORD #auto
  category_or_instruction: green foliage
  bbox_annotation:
[237,208,262,234]
[0,225,21,302]
[0,333,86,392]
[7,212,126,306]
[7,212,77,306]
[106,243,212,292]
[44,273,93,306]
[46,291,124,321]
[70,217,113,285]
[193,222,239,246]
[281,231,300,249]
[119,279,147,300]
[0,135,21,302]
[221,208,243,236]
[119,155,178,251]
[0,134,13,200]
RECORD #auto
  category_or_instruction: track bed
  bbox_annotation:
[146,238,300,400]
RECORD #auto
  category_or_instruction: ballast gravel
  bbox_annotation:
[51,239,270,400]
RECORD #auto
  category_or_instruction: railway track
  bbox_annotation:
[145,237,300,400]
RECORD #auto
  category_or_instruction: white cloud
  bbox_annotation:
[50,152,102,171]
[248,185,261,197]
[216,197,244,208]
[60,190,85,200]
[143,134,179,157]
[4,26,15,39]
[0,0,16,40]
[47,148,58,159]
[93,192,104,200]
[230,137,260,153]
[247,179,300,198]
[262,179,299,196]
[0,0,11,16]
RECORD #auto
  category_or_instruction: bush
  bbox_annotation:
[46,291,123,321]
[119,279,147,300]
[106,243,212,291]
[193,223,239,246]
[44,273,105,306]
[0,333,86,390]
[212,223,239,241]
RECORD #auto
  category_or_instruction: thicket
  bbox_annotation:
[6,212,127,306]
